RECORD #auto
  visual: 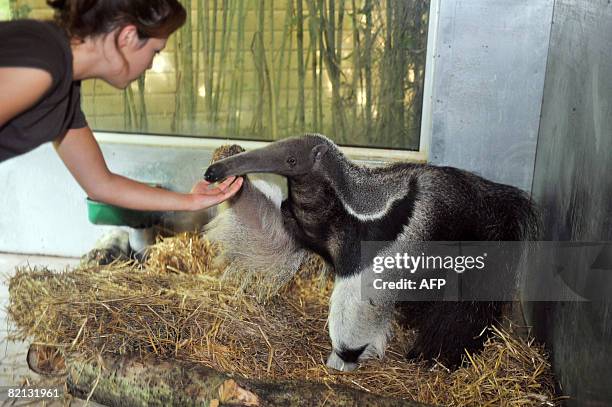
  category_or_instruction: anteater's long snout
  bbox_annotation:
[204,144,288,182]
[204,163,227,183]
[204,154,251,182]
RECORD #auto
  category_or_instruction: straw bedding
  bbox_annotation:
[7,233,559,406]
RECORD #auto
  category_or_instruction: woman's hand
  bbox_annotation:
[188,176,244,210]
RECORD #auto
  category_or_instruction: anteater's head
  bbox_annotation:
[204,134,333,182]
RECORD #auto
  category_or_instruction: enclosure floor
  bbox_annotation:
[0,252,104,406]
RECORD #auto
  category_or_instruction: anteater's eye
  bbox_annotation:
[287,157,297,167]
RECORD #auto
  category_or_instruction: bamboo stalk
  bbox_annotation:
[225,0,240,134]
[296,0,306,131]
[266,0,279,140]
[137,74,148,132]
[235,0,249,138]
[228,0,248,136]
[273,0,292,103]
[201,0,210,132]
[320,0,346,141]
[306,0,320,131]
[378,0,393,146]
[318,0,327,134]
[194,0,202,120]
[407,0,430,150]
[172,33,182,133]
[123,89,131,130]
[89,79,98,130]
[125,85,138,131]
[181,0,195,132]
[350,0,361,139]
[273,0,293,136]
[205,0,218,125]
[269,0,276,134]
[364,0,373,137]
[212,0,233,125]
[376,0,412,147]
[249,0,267,137]
[336,1,345,81]
[285,0,295,134]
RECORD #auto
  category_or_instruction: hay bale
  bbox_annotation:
[7,233,559,406]
[145,232,220,275]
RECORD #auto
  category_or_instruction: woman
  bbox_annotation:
[0,0,243,211]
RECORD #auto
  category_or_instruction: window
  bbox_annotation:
[5,0,432,153]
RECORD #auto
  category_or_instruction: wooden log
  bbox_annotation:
[66,354,431,407]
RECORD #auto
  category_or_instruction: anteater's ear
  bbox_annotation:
[312,144,329,161]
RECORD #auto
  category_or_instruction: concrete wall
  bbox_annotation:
[428,0,554,192]
[0,140,216,257]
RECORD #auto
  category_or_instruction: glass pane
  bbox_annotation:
[6,0,430,150]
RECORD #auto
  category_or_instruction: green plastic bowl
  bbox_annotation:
[86,198,161,229]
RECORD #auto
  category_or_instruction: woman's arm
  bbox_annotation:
[54,127,243,211]
[0,67,52,128]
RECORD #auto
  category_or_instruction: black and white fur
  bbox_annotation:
[204,134,540,370]
[205,146,309,298]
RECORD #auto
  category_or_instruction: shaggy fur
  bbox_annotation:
[205,145,308,299]
[205,134,540,369]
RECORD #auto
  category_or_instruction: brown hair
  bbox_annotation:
[47,0,186,41]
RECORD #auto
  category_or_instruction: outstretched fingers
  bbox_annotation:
[217,176,243,198]
[191,176,238,195]
[205,176,243,203]
[211,176,240,194]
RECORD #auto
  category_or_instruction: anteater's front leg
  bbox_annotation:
[280,199,303,238]
[326,273,394,371]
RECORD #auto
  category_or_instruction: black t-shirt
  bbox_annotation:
[0,19,87,162]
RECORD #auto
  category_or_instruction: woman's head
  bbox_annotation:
[48,0,186,88]
[48,0,186,41]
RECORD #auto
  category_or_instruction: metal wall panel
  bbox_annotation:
[527,0,612,404]
[428,0,554,191]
